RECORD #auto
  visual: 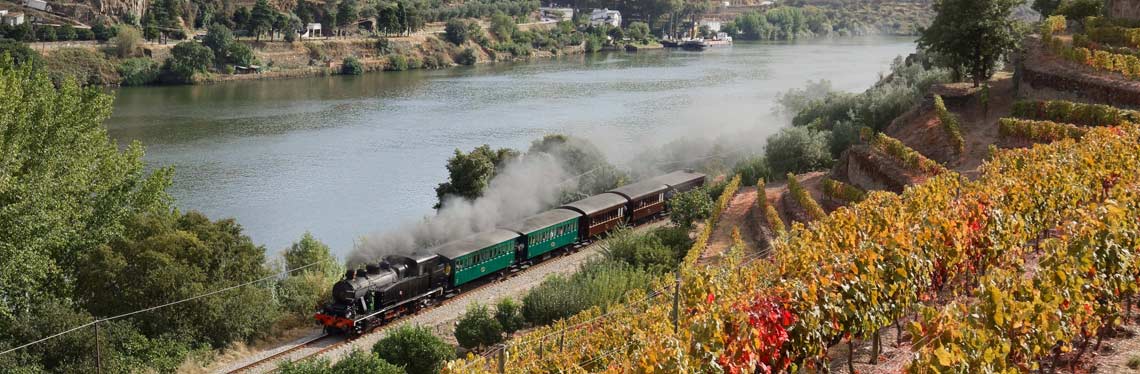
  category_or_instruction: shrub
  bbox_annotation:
[600,226,682,273]
[386,54,408,71]
[58,25,77,41]
[521,259,654,325]
[304,42,327,61]
[490,12,517,41]
[1057,0,1102,21]
[494,298,524,334]
[118,58,160,86]
[1128,356,1140,370]
[76,28,95,40]
[584,34,602,53]
[226,42,256,67]
[765,126,833,175]
[454,303,503,349]
[933,94,965,154]
[279,349,403,374]
[456,47,477,65]
[444,19,471,45]
[669,187,713,229]
[733,156,771,186]
[407,56,423,69]
[112,26,144,58]
[92,22,117,42]
[341,57,363,75]
[627,21,651,42]
[372,324,453,374]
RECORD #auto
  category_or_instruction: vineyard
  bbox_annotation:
[822,178,868,204]
[998,118,1087,142]
[1043,15,1140,79]
[1010,99,1140,126]
[865,130,949,176]
[444,114,1140,372]
[756,179,786,236]
[785,173,827,221]
[933,95,965,155]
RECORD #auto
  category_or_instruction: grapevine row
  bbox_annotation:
[865,130,949,176]
[821,177,868,203]
[998,118,1087,142]
[681,175,741,266]
[756,178,786,236]
[1010,99,1140,126]
[785,173,826,221]
[934,95,965,154]
[1043,15,1140,79]
[445,124,1140,374]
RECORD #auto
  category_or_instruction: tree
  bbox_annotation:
[527,134,624,199]
[372,324,454,374]
[627,21,651,42]
[227,42,257,66]
[918,0,1019,86]
[494,298,524,334]
[433,145,519,209]
[455,303,503,349]
[490,12,517,41]
[1032,0,1063,16]
[1056,0,1103,20]
[0,57,171,321]
[57,25,77,41]
[336,0,359,36]
[204,23,236,60]
[118,57,161,85]
[456,47,477,65]
[277,232,341,318]
[76,211,280,348]
[163,41,215,82]
[764,126,833,175]
[251,0,276,41]
[233,6,252,32]
[444,19,470,45]
[0,39,42,68]
[669,187,713,228]
[92,22,117,41]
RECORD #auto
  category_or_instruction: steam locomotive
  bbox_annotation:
[315,171,706,336]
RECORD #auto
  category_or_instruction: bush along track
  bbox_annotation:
[998,118,1088,142]
[443,123,1140,374]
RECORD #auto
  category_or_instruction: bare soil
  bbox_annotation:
[701,186,760,261]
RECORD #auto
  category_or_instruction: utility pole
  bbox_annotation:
[672,272,681,334]
[94,319,102,374]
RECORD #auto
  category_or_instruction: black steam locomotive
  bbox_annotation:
[315,171,706,336]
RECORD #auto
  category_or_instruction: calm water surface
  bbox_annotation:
[106,37,915,256]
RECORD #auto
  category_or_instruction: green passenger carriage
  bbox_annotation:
[433,229,521,287]
[501,209,581,259]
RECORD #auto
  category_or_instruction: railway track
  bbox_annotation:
[222,221,669,374]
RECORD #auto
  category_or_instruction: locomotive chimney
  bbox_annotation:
[355,269,367,279]
[345,270,355,280]
[366,264,380,274]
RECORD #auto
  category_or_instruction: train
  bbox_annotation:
[314,170,707,336]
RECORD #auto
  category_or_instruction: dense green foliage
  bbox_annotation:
[279,349,406,374]
[764,126,833,175]
[118,58,160,86]
[276,232,342,320]
[162,41,215,83]
[919,0,1020,86]
[669,187,714,229]
[0,39,42,68]
[342,57,364,75]
[494,298,524,334]
[0,59,343,373]
[522,227,690,325]
[372,324,454,374]
[454,303,503,349]
[433,145,519,209]
[456,48,478,65]
[445,19,473,45]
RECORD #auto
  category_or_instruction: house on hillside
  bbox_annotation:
[301,23,321,38]
[23,0,49,12]
[2,11,25,26]
[589,8,621,27]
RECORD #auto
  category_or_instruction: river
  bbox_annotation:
[105,37,915,256]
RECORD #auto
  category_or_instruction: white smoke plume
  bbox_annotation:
[346,153,569,266]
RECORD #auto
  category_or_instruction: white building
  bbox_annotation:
[698,20,722,32]
[301,23,321,38]
[2,11,25,26]
[23,0,49,12]
[589,8,621,27]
